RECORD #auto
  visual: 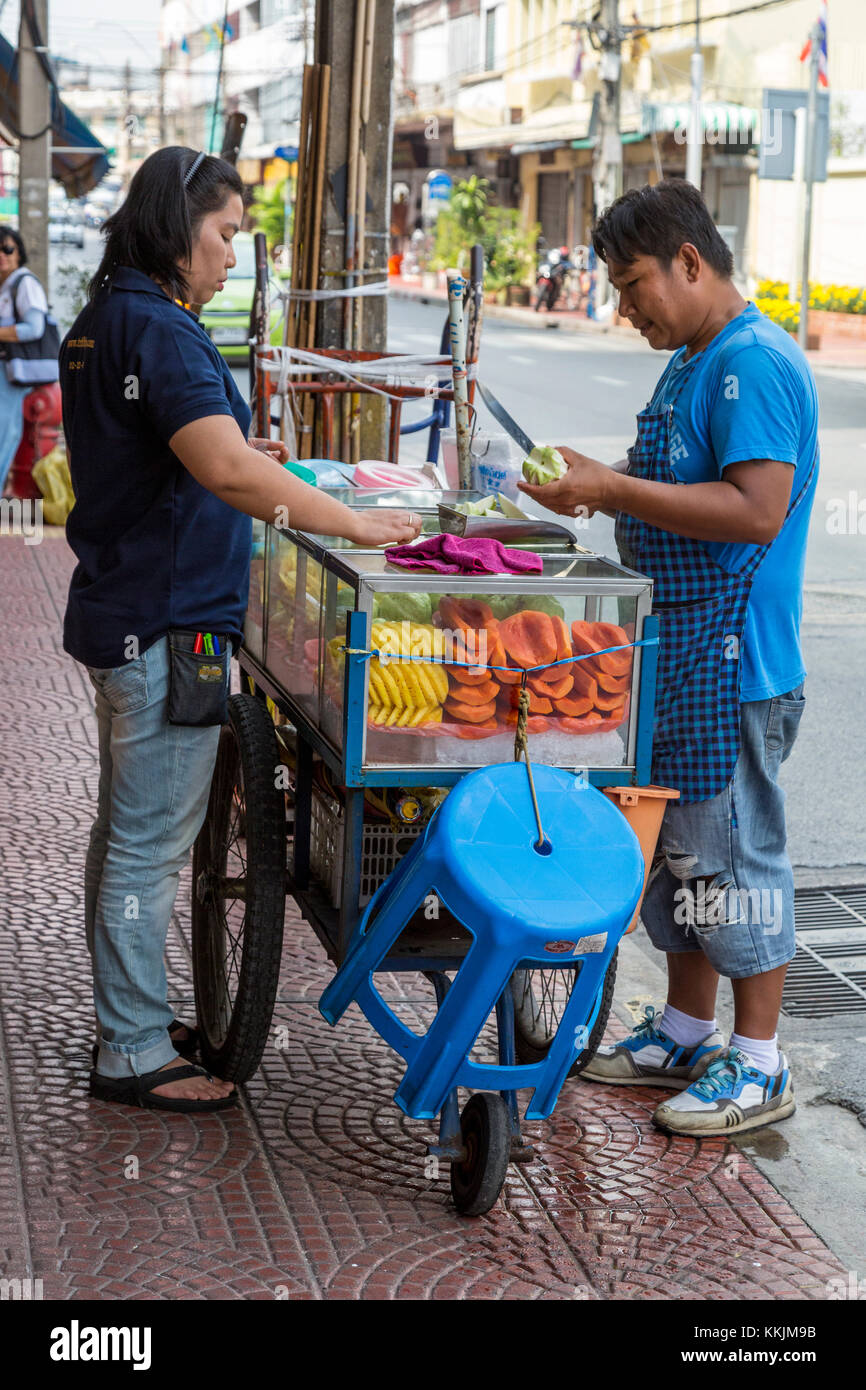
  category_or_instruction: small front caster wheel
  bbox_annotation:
[450,1093,511,1217]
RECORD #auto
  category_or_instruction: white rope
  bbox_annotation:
[274,281,389,302]
[257,344,477,386]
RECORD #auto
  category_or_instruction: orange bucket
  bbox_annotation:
[603,785,680,934]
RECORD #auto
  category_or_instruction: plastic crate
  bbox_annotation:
[309,785,425,910]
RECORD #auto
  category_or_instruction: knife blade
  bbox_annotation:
[476,381,537,459]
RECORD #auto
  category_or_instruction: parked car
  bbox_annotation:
[200,231,287,359]
[49,213,85,249]
[200,232,258,358]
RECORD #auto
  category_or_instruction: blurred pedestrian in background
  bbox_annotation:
[0,227,49,492]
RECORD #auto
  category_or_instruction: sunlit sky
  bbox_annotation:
[0,0,162,83]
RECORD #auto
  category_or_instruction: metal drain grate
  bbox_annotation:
[782,887,866,1018]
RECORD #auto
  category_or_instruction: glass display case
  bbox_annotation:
[245,496,655,787]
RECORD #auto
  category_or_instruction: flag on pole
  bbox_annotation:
[800,2,829,88]
[572,31,584,79]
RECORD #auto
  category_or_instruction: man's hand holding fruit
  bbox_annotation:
[518,445,626,519]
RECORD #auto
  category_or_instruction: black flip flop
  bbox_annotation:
[91,1018,200,1070]
[89,1062,237,1113]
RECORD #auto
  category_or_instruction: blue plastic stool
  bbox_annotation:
[319,763,644,1121]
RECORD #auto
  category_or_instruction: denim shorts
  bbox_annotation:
[639,683,805,979]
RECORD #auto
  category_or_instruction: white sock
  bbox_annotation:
[658,1003,718,1047]
[730,1032,780,1075]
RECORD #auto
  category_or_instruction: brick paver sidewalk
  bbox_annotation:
[0,533,846,1300]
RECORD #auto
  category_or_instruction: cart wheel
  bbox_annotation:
[191,694,286,1082]
[450,1093,511,1217]
[510,951,618,1076]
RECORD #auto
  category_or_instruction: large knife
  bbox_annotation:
[476,381,536,459]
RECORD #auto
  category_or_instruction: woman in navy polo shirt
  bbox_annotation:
[61,147,421,1113]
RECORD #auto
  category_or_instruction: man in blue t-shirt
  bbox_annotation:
[520,180,818,1140]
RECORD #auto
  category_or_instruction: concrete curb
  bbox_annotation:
[391,281,866,368]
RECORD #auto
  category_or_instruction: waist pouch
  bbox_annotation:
[167,630,230,727]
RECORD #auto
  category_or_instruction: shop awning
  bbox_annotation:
[510,140,566,156]
[571,131,645,149]
[641,101,758,141]
[0,32,109,197]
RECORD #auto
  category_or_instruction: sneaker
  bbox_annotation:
[580,1005,725,1090]
[652,1047,795,1136]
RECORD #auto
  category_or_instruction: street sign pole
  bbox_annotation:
[798,23,821,353]
[686,0,703,190]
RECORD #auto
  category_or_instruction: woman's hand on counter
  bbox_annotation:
[518,445,617,518]
[346,509,423,548]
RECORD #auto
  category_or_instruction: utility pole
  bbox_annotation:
[121,58,132,187]
[798,22,821,353]
[158,64,167,147]
[315,0,393,457]
[593,0,623,310]
[686,0,703,189]
[18,0,51,292]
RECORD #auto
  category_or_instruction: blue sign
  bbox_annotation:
[426,171,452,202]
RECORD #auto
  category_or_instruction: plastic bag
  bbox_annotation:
[440,429,522,500]
[32,444,75,525]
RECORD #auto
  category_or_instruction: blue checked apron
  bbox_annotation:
[615,357,817,805]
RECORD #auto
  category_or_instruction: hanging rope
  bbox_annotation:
[513,675,548,853]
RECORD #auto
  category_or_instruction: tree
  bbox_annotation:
[248,180,289,254]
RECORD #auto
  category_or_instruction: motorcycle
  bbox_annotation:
[534,245,573,312]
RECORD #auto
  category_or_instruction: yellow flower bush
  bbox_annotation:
[756,279,866,315]
[755,296,800,333]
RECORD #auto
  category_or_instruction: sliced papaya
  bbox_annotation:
[528,672,574,700]
[600,701,627,723]
[559,713,603,733]
[531,614,575,683]
[447,676,498,705]
[496,655,523,685]
[571,619,632,677]
[444,696,498,723]
[498,709,551,732]
[445,631,490,685]
[570,664,599,702]
[594,687,629,711]
[570,655,632,693]
[595,667,631,694]
[453,719,499,738]
[455,597,495,630]
[498,686,553,716]
[555,693,594,717]
[499,610,557,669]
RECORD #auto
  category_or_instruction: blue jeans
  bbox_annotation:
[640,684,805,979]
[85,638,223,1077]
[0,367,25,492]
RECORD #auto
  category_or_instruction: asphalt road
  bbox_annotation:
[389,297,866,880]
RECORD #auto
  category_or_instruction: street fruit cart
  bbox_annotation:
[191,492,667,1214]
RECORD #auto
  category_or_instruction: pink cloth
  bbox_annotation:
[384,533,542,576]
